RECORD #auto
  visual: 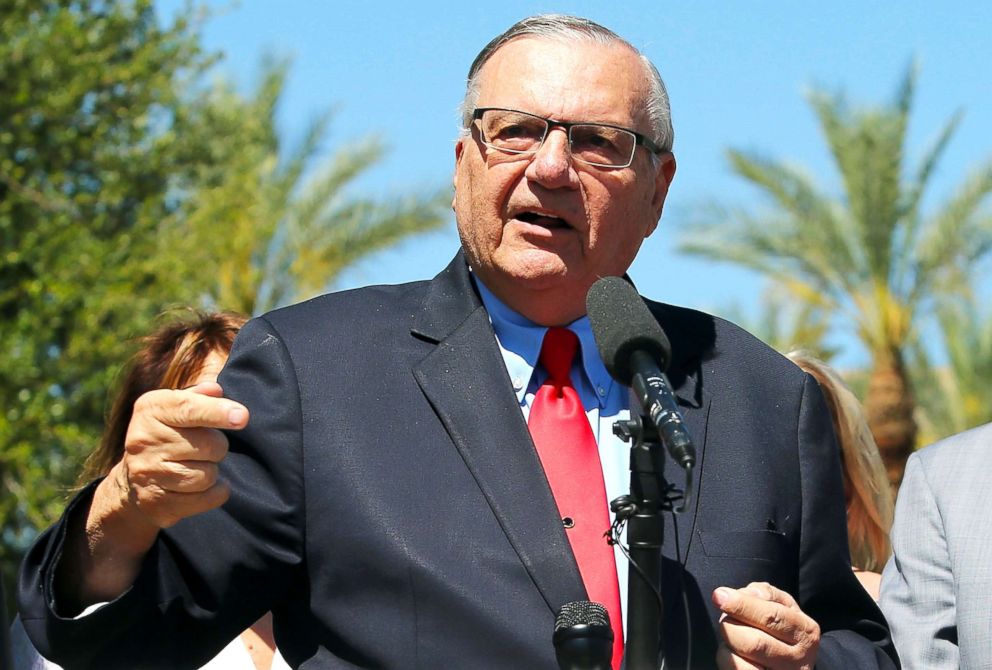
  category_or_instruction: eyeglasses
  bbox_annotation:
[472,107,662,169]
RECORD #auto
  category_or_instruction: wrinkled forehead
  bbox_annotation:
[475,36,653,127]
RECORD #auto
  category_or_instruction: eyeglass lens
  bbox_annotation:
[479,109,636,167]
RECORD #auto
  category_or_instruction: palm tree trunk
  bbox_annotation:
[864,348,917,490]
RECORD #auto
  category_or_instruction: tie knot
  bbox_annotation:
[538,327,580,384]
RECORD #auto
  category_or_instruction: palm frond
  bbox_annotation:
[284,187,450,303]
[912,159,992,303]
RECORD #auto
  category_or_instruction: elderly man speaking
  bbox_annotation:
[19,15,895,670]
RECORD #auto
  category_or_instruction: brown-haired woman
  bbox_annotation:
[12,310,289,670]
[787,350,894,600]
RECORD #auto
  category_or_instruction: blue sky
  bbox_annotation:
[156,1,992,367]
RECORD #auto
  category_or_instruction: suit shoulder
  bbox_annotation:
[644,299,802,384]
[914,422,992,477]
[259,280,432,335]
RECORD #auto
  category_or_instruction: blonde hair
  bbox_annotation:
[787,350,893,571]
[76,310,247,486]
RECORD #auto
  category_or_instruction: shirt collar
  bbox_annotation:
[472,275,617,407]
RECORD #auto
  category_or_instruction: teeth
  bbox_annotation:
[519,212,566,227]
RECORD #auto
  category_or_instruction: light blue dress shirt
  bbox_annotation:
[474,277,632,629]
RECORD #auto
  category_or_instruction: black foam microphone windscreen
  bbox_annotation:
[586,276,671,383]
[553,601,613,670]
[554,600,611,631]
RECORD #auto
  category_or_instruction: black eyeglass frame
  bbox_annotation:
[471,107,664,168]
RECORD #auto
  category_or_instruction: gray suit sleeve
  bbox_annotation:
[880,452,957,669]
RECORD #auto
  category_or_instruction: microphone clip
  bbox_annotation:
[614,412,693,515]
[612,413,660,444]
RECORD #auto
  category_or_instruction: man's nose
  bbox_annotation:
[524,127,579,189]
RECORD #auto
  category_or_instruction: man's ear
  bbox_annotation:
[452,138,465,209]
[650,151,677,221]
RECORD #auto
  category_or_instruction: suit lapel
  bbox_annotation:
[661,374,711,563]
[646,299,716,564]
[411,254,586,613]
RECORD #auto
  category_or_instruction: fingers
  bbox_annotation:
[127,453,223,493]
[126,388,245,462]
[739,582,798,609]
[718,614,798,667]
[100,458,231,530]
[712,583,820,670]
[132,387,248,432]
[716,643,764,670]
[714,583,811,643]
[185,381,224,395]
[113,387,248,529]
[122,464,231,529]
[127,424,230,463]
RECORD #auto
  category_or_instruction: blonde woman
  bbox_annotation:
[787,350,894,600]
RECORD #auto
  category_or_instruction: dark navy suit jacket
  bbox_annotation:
[19,252,897,669]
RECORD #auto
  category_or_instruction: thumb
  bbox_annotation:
[185,382,248,429]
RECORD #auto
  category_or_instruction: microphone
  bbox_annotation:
[586,276,696,470]
[553,601,614,670]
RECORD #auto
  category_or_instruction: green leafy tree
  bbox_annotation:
[679,63,992,487]
[0,0,216,602]
[0,1,449,606]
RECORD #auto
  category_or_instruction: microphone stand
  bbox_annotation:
[612,413,676,670]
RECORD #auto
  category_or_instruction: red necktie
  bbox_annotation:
[529,327,623,669]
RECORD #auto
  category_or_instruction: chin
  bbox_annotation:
[502,255,572,286]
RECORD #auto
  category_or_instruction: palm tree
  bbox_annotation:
[173,58,450,315]
[715,284,835,361]
[912,296,992,444]
[679,63,992,487]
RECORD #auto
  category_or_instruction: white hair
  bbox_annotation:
[459,14,674,153]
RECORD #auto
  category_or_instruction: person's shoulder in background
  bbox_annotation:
[880,421,992,669]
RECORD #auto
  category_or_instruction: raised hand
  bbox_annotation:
[55,383,249,610]
[108,382,247,529]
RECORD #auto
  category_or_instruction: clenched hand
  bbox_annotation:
[713,582,820,670]
[55,383,249,611]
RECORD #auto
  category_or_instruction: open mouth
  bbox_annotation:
[516,211,571,229]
